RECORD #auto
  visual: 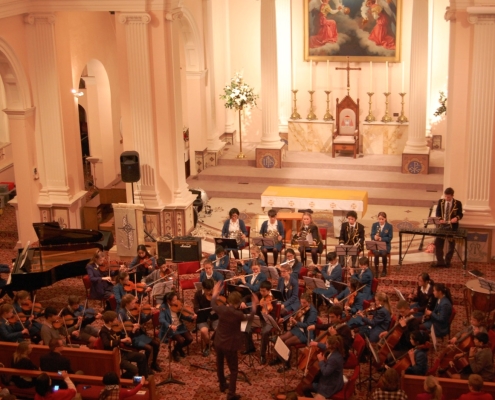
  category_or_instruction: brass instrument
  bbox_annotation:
[292,226,311,247]
[228,230,243,245]
[264,229,282,246]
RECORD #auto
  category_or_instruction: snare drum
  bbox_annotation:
[464,279,495,313]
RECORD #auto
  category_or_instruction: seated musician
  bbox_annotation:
[237,262,267,292]
[338,210,365,268]
[118,294,162,373]
[452,332,495,382]
[159,292,196,362]
[277,264,300,317]
[208,246,230,271]
[285,248,302,279]
[458,374,494,400]
[142,258,175,305]
[12,290,42,341]
[0,303,30,342]
[301,335,345,400]
[221,207,248,260]
[370,211,393,277]
[200,259,224,284]
[242,245,266,274]
[40,307,64,346]
[260,209,285,266]
[334,278,365,318]
[99,310,148,379]
[308,305,354,361]
[113,271,130,311]
[312,252,342,308]
[408,272,435,317]
[403,330,429,376]
[379,300,420,361]
[193,278,218,357]
[297,212,323,266]
[351,292,391,343]
[450,310,486,345]
[86,250,124,310]
[270,293,317,372]
[350,257,374,300]
[128,244,156,281]
[60,295,100,347]
[421,283,453,338]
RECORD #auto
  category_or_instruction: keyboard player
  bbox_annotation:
[432,187,463,268]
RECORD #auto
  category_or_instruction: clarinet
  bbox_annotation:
[418,203,435,251]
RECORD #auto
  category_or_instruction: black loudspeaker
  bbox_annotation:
[120,151,141,183]
[172,236,202,262]
[157,240,173,260]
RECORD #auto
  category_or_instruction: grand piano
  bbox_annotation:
[7,222,113,292]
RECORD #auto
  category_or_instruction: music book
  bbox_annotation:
[274,337,290,362]
[303,276,326,290]
[365,240,387,251]
[430,325,438,352]
[251,237,276,247]
[227,284,252,298]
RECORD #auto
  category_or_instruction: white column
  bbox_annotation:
[203,0,224,150]
[463,7,495,223]
[403,0,430,154]
[118,13,162,208]
[24,13,70,203]
[259,0,283,149]
[276,0,291,134]
[223,0,235,134]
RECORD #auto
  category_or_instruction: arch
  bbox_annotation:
[179,7,205,73]
[0,36,32,110]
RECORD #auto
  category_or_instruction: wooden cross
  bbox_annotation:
[335,56,361,95]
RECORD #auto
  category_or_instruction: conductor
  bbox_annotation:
[211,280,258,400]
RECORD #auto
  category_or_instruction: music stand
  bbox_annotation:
[267,266,280,280]
[214,237,239,250]
[365,240,387,253]
[156,327,185,387]
[361,336,380,392]
[251,237,276,248]
[270,289,284,303]
[335,244,360,279]
[303,276,326,290]
[274,337,291,395]
[227,284,252,299]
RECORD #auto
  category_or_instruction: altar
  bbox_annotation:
[288,120,334,153]
[362,121,409,155]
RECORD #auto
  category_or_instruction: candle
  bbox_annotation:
[385,61,389,92]
[401,62,405,93]
[326,60,329,89]
[292,56,296,90]
[369,61,373,92]
[309,61,313,91]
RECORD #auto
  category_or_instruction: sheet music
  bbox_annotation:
[274,337,290,362]
[394,287,405,301]
[430,325,437,352]
[241,320,248,332]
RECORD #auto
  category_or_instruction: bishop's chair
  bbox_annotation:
[332,95,360,158]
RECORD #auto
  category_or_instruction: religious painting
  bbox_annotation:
[304,0,402,62]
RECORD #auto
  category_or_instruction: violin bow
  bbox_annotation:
[31,294,36,317]
[127,256,156,273]
[62,316,72,347]
[12,307,26,330]
[78,300,88,334]
[338,285,367,304]
[118,314,128,337]
[134,274,138,298]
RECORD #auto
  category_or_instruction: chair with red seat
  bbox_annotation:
[82,275,115,309]
[352,333,366,388]
[318,227,328,264]
[299,267,308,279]
[488,330,495,353]
[177,261,200,301]
[371,278,379,295]
[239,226,251,258]
[343,351,358,369]
[332,365,360,400]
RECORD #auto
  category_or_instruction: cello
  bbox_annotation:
[375,312,415,366]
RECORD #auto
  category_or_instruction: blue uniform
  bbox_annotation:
[208,253,230,271]
[276,276,300,312]
[351,268,374,300]
[421,296,452,338]
[290,304,317,343]
[313,263,342,298]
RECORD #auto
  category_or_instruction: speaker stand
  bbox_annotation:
[131,182,135,204]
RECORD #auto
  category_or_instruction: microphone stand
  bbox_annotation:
[156,324,185,386]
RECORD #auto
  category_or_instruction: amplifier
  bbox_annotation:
[157,239,173,261]
[172,236,202,262]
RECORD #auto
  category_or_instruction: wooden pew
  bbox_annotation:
[401,373,495,399]
[0,368,156,400]
[0,342,120,376]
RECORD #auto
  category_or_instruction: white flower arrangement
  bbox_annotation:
[220,73,258,111]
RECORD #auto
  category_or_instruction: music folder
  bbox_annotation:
[365,240,387,252]
[214,237,239,249]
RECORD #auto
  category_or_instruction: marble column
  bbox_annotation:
[203,0,224,151]
[402,0,430,157]
[24,13,70,203]
[118,13,162,208]
[276,0,291,134]
[463,7,495,223]
[223,0,235,134]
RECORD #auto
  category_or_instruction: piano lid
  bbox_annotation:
[33,222,103,247]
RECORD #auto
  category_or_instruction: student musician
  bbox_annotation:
[86,250,123,310]
[241,245,266,274]
[118,294,162,372]
[285,248,303,279]
[353,292,391,343]
[433,187,463,268]
[12,290,42,341]
[277,265,300,317]
[308,305,354,361]
[259,209,285,265]
[270,293,317,372]
[450,310,487,345]
[159,292,196,362]
[334,278,365,317]
[350,257,374,300]
[237,262,267,293]
[338,210,365,268]
[221,207,248,260]
[40,307,64,346]
[142,258,175,305]
[453,332,495,382]
[0,303,30,342]
[421,283,453,338]
[370,211,393,277]
[208,246,230,271]
[113,271,130,311]
[60,295,100,347]
[408,272,435,317]
[128,244,156,281]
[404,330,429,376]
[312,252,342,307]
[193,279,218,357]
[199,259,224,284]
[301,335,344,400]
[242,280,278,365]
[296,212,323,266]
[99,311,148,379]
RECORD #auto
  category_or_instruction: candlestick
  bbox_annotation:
[381,92,392,123]
[369,61,373,92]
[401,63,405,93]
[365,92,376,122]
[323,91,333,121]
[397,92,408,123]
[385,61,389,93]
[309,61,313,91]
[326,60,329,89]
[290,90,301,120]
[307,90,317,120]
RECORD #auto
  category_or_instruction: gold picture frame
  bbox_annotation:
[304,0,402,62]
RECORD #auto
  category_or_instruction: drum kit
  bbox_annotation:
[464,277,495,325]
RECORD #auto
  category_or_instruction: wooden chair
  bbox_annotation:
[332,95,360,158]
[82,275,115,309]
[352,333,366,389]
[318,227,328,264]
[367,250,392,271]
[177,261,200,301]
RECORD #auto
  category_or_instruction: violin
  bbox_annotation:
[8,312,27,324]
[20,299,44,316]
[260,295,273,314]
[128,257,155,272]
[392,343,430,373]
[205,294,227,306]
[99,260,122,272]
[128,303,154,318]
[170,300,195,318]
[288,305,310,329]
[124,281,147,293]
[111,322,123,333]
